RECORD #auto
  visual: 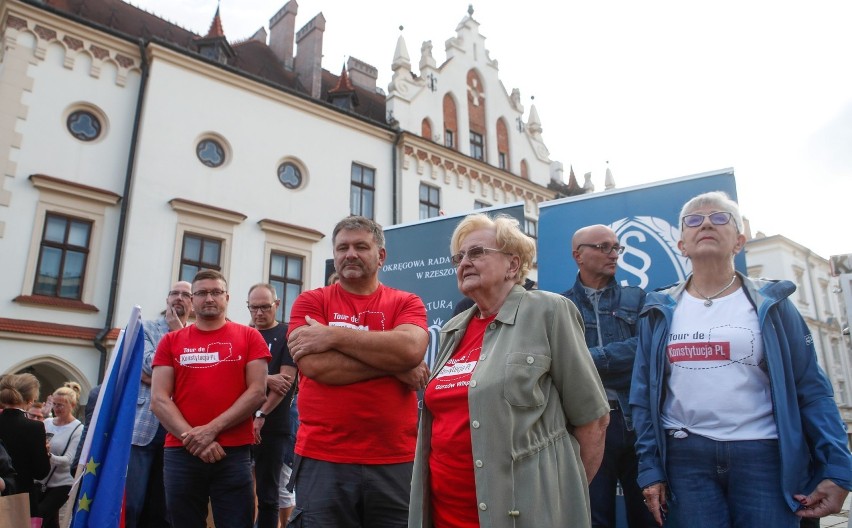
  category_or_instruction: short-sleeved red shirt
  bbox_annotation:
[288,283,427,464]
[153,321,271,447]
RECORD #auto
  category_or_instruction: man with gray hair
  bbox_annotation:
[286,215,429,526]
[246,283,297,528]
[126,281,193,528]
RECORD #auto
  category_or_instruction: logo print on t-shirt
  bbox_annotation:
[432,347,480,390]
[179,341,242,367]
[329,310,386,332]
[666,325,761,370]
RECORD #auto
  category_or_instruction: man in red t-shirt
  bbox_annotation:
[286,216,429,527]
[151,269,270,528]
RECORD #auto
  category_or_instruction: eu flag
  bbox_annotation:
[70,306,144,528]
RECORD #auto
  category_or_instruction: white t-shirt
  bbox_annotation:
[661,288,777,441]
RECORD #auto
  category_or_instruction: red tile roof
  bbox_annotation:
[43,0,389,125]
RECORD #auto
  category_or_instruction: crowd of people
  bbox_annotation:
[0,194,851,528]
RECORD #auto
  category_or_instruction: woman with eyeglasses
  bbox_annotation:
[409,213,610,528]
[631,191,852,527]
[0,373,51,515]
[37,384,83,528]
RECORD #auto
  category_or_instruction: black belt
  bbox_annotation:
[608,399,620,411]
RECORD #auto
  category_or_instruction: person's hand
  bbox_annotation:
[253,417,264,445]
[181,424,218,456]
[267,373,294,396]
[165,306,185,332]
[197,441,225,464]
[288,316,332,362]
[642,482,668,526]
[795,479,849,518]
[394,361,430,391]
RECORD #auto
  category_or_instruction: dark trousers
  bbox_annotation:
[254,432,287,528]
[37,485,71,528]
[589,408,656,528]
[126,425,170,528]
[164,446,254,528]
[287,456,411,528]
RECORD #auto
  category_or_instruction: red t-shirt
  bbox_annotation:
[153,321,271,447]
[287,283,427,464]
[424,314,494,528]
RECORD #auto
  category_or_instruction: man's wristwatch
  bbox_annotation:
[255,410,267,419]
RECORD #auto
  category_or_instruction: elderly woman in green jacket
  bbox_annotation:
[409,213,610,528]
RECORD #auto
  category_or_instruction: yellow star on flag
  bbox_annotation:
[84,457,100,476]
[78,493,92,511]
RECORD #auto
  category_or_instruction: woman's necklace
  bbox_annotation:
[692,274,737,307]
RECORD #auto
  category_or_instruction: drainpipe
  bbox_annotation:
[93,39,150,380]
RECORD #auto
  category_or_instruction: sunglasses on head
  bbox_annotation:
[681,211,733,228]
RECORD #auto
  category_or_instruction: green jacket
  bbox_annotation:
[409,286,609,528]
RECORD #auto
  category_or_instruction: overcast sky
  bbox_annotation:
[130,0,852,260]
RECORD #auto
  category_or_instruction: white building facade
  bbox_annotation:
[745,234,852,433]
[0,0,566,396]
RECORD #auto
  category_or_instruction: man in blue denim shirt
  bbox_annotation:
[562,225,653,528]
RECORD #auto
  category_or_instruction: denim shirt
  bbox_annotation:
[562,275,645,428]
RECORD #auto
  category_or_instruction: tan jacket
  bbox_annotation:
[409,286,609,528]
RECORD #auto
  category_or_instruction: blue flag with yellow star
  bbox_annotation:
[70,306,144,528]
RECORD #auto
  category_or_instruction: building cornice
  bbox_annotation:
[258,219,325,243]
[3,0,142,85]
[399,131,554,204]
[169,198,246,225]
[30,174,122,205]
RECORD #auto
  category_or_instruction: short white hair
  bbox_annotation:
[679,191,743,237]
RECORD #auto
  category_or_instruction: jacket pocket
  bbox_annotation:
[503,353,550,407]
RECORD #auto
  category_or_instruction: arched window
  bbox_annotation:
[520,159,529,180]
[442,94,457,150]
[421,118,432,140]
[466,70,486,161]
[496,118,510,171]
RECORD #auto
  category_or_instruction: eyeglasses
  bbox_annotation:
[576,243,625,255]
[247,304,275,313]
[682,211,734,228]
[450,246,512,267]
[168,290,192,299]
[192,289,227,298]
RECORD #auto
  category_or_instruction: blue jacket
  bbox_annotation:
[562,275,645,428]
[630,273,852,512]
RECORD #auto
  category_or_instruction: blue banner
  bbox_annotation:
[381,204,525,366]
[71,307,144,528]
[537,169,743,294]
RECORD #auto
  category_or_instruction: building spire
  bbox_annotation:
[205,3,225,38]
[604,161,616,190]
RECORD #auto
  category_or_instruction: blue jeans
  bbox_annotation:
[164,446,254,528]
[254,432,287,528]
[665,433,799,528]
[589,408,656,528]
[126,425,170,528]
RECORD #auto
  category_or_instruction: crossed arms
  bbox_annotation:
[288,315,429,389]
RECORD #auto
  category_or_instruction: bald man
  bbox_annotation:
[561,225,653,528]
[126,281,193,528]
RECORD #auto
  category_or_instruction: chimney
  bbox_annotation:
[269,0,298,70]
[347,56,378,91]
[294,13,326,99]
